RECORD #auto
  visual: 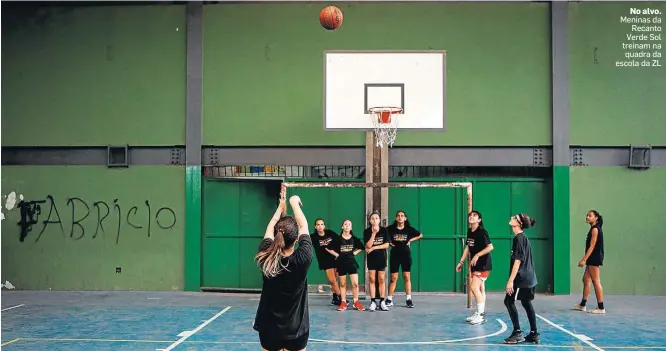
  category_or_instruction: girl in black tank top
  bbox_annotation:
[574,210,606,314]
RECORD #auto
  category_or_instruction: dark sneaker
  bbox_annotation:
[331,295,338,305]
[406,299,414,308]
[524,331,540,344]
[385,299,393,307]
[504,330,525,344]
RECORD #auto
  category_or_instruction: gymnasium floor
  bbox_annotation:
[1,291,664,351]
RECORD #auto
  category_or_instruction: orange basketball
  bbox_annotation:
[319,6,343,30]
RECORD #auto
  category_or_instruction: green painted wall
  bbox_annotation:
[1,5,187,146]
[202,2,551,146]
[569,2,666,145]
[570,167,666,295]
[0,166,185,290]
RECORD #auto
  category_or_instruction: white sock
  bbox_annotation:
[388,295,393,300]
[406,294,412,300]
[477,303,485,314]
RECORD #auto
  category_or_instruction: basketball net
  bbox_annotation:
[368,107,402,148]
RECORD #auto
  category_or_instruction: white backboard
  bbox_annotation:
[324,51,446,130]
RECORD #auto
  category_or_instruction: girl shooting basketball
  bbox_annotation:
[327,220,365,311]
[310,218,342,306]
[456,210,493,325]
[503,213,540,345]
[387,210,423,308]
[253,185,312,351]
[573,210,606,314]
[364,211,390,312]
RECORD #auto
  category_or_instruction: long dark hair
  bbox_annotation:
[469,210,485,229]
[255,216,299,278]
[391,210,412,228]
[589,210,604,228]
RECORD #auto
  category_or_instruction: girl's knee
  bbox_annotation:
[378,275,386,284]
[390,275,398,283]
[504,295,515,307]
[351,282,359,289]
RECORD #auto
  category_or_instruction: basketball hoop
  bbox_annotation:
[367,106,402,148]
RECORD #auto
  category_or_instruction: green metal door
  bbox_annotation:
[472,180,552,293]
[201,179,280,289]
[388,187,468,292]
[285,184,366,286]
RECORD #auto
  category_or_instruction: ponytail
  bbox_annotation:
[255,231,289,278]
[529,218,537,227]
[590,210,603,228]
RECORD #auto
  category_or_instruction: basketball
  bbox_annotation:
[319,6,343,30]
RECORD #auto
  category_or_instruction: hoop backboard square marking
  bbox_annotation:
[324,50,446,131]
[364,84,405,114]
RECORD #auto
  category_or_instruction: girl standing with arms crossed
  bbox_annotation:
[456,210,494,325]
[326,220,366,311]
[364,211,390,312]
[253,185,312,351]
[386,210,423,308]
[573,210,606,314]
[503,213,540,345]
[310,218,342,306]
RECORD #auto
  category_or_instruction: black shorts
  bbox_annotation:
[389,252,412,273]
[367,252,387,271]
[259,331,309,351]
[337,263,358,276]
[317,258,336,271]
[505,286,536,303]
[586,257,603,267]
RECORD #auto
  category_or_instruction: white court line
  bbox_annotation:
[1,304,25,312]
[156,306,232,351]
[309,318,508,345]
[536,313,604,351]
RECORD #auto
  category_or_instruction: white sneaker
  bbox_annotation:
[368,301,377,311]
[466,311,479,322]
[573,303,587,312]
[469,312,487,325]
[379,300,389,311]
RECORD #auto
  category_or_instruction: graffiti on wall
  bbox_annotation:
[17,196,177,244]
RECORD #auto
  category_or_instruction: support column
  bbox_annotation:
[184,2,203,292]
[364,132,375,296]
[364,132,390,299]
[551,1,571,295]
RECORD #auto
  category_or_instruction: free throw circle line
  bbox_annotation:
[309,318,508,345]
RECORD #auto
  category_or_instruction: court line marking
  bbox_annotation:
[536,313,604,351]
[1,304,25,312]
[309,318,508,345]
[10,338,666,349]
[155,305,232,351]
[1,338,21,346]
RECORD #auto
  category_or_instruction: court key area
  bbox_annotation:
[2,291,665,351]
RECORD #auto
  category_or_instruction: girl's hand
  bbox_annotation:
[455,262,463,272]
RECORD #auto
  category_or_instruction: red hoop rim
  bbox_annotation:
[367,106,403,124]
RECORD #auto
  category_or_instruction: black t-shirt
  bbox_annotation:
[332,233,364,267]
[364,226,390,262]
[388,224,420,254]
[253,234,313,339]
[585,224,604,262]
[311,230,339,264]
[510,232,537,288]
[466,227,493,272]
